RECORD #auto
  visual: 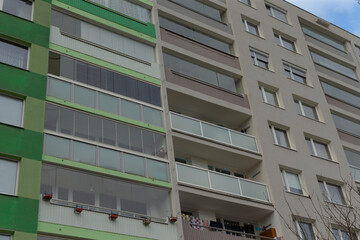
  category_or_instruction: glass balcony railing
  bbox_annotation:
[350,166,360,183]
[170,112,259,153]
[176,163,270,203]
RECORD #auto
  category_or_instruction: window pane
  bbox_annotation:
[0,94,23,127]
[3,0,32,20]
[282,38,295,51]
[123,153,145,176]
[327,183,345,204]
[314,141,330,159]
[0,39,28,69]
[286,172,302,194]
[321,81,360,108]
[0,235,11,240]
[99,147,122,171]
[143,106,163,127]
[44,103,59,131]
[129,126,143,152]
[294,101,302,115]
[47,77,71,101]
[44,135,70,159]
[103,119,116,146]
[117,123,130,149]
[89,116,102,142]
[74,86,96,108]
[98,93,118,115]
[0,159,17,195]
[302,103,317,119]
[73,141,96,165]
[306,138,315,155]
[344,148,360,168]
[59,107,74,135]
[264,89,278,106]
[75,112,89,139]
[247,22,258,35]
[318,181,328,201]
[275,128,289,147]
[298,222,315,240]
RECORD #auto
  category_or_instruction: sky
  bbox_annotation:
[285,0,360,37]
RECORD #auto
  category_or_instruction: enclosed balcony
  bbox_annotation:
[176,163,269,203]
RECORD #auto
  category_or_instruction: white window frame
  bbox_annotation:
[0,158,19,196]
[275,34,296,51]
[294,220,316,240]
[243,19,259,36]
[260,86,279,107]
[284,63,307,84]
[250,49,269,69]
[270,125,290,148]
[266,4,287,23]
[0,93,25,128]
[319,181,346,205]
[281,169,304,195]
[306,137,331,160]
[294,99,318,120]
[332,227,358,240]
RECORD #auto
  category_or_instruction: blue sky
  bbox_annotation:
[286,0,360,37]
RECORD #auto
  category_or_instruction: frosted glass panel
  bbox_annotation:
[47,77,71,101]
[147,160,168,181]
[99,147,121,171]
[44,135,70,159]
[98,93,118,115]
[171,114,201,135]
[74,86,95,108]
[202,123,231,144]
[230,131,258,152]
[124,153,145,176]
[209,172,240,195]
[122,99,141,121]
[0,159,17,195]
[73,141,96,165]
[143,106,163,127]
[0,94,23,127]
[240,179,269,201]
[177,164,210,188]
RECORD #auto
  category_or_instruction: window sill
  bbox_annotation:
[238,0,257,9]
[310,154,338,164]
[268,15,292,27]
[274,144,297,152]
[263,102,285,110]
[285,191,309,198]
[287,77,313,88]
[253,64,275,73]
[297,114,325,124]
[277,45,301,55]
[246,31,265,40]
[324,200,350,208]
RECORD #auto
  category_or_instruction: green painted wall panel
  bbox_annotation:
[55,0,156,38]
[0,12,49,47]
[0,125,43,161]
[14,231,37,240]
[33,0,52,27]
[49,44,161,85]
[24,97,46,133]
[29,45,50,76]
[38,222,154,240]
[46,96,165,133]
[0,196,38,233]
[18,158,42,200]
[43,155,172,188]
[0,64,46,100]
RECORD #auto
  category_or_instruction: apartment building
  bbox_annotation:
[0,0,360,240]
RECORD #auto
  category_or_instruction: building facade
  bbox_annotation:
[0,0,360,240]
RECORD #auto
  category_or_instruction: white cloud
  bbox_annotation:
[286,0,357,18]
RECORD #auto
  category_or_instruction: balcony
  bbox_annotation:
[170,112,258,153]
[182,219,276,240]
[176,163,270,203]
[350,166,360,183]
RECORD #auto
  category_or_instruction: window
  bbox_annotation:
[0,159,18,195]
[0,94,23,127]
[318,181,345,204]
[294,220,316,240]
[275,34,296,51]
[0,39,28,69]
[301,25,345,51]
[356,46,360,56]
[294,100,318,120]
[281,170,303,194]
[171,0,223,22]
[251,50,269,69]
[306,137,331,159]
[266,4,287,23]
[163,53,237,93]
[159,17,231,53]
[260,86,279,107]
[344,148,360,169]
[332,228,358,240]
[321,81,360,108]
[1,0,32,21]
[284,64,307,84]
[310,51,357,79]
[239,0,251,5]
[91,0,151,23]
[243,19,259,36]
[332,113,360,138]
[270,125,290,148]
